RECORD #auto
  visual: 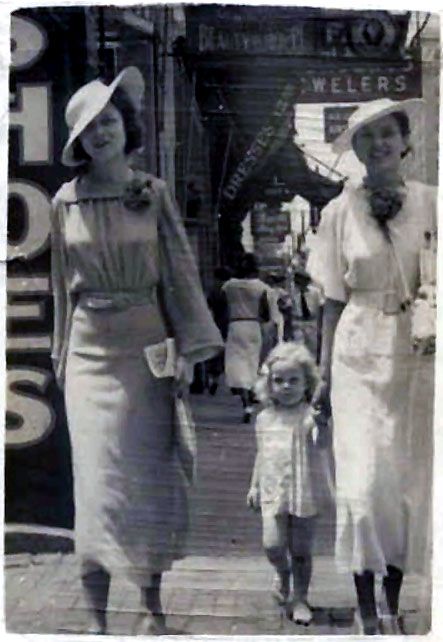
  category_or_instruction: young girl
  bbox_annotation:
[246,342,324,625]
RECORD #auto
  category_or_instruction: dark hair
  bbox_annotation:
[391,111,412,158]
[71,85,143,164]
[237,253,259,278]
[214,266,232,281]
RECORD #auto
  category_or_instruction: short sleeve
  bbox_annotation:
[309,195,349,303]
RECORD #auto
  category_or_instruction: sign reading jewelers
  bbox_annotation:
[187,8,422,102]
[7,8,87,524]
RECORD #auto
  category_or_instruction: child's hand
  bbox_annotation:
[312,379,331,425]
[246,486,260,511]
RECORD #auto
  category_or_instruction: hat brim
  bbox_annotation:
[62,66,144,167]
[332,98,425,154]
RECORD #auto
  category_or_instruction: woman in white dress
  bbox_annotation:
[222,253,270,422]
[311,99,436,635]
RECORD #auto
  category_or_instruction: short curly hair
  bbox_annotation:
[71,86,144,164]
[255,341,319,406]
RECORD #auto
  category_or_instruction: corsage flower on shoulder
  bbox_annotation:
[123,172,153,212]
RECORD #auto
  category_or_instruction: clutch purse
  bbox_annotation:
[411,234,437,355]
[144,338,197,484]
[144,338,176,377]
[389,230,437,355]
[174,396,197,486]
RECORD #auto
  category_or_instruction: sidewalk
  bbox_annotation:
[5,543,427,636]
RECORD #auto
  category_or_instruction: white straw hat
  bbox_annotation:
[62,66,144,167]
[332,98,424,154]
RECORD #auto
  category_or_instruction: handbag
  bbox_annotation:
[174,396,197,486]
[144,338,197,485]
[389,230,437,355]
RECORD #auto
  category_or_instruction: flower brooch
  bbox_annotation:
[123,174,153,212]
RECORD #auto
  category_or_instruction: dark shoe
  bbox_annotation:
[243,407,252,423]
[354,610,380,635]
[208,381,218,396]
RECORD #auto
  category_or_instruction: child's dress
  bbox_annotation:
[255,403,318,518]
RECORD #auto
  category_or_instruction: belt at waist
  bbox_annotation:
[230,317,259,322]
[349,290,412,315]
[78,289,156,310]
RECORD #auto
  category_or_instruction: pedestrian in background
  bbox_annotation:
[205,266,232,395]
[50,67,222,635]
[247,342,327,626]
[222,253,270,423]
[311,98,436,635]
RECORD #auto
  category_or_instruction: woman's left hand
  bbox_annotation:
[175,356,193,398]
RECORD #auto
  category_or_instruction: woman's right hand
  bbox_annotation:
[312,378,331,424]
[246,486,260,511]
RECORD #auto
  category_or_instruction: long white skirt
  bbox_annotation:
[331,301,432,576]
[225,320,262,389]
[65,302,187,586]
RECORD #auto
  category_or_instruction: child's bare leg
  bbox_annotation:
[263,511,291,602]
[289,516,315,624]
[81,562,110,634]
[288,516,315,602]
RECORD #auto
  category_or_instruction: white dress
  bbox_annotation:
[222,278,269,389]
[255,404,319,518]
[313,181,436,576]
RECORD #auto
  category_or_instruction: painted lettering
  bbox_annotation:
[6,367,55,448]
[9,84,52,164]
[394,75,406,92]
[8,180,51,260]
[312,77,327,93]
[8,275,50,322]
[378,76,389,92]
[10,15,47,70]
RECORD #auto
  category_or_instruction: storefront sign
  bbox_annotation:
[187,7,410,61]
[222,84,296,204]
[298,60,422,103]
[7,7,87,527]
[324,106,358,143]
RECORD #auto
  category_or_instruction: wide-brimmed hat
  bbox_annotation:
[62,66,144,167]
[332,98,424,154]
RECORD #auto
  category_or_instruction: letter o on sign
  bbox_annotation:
[8,180,51,261]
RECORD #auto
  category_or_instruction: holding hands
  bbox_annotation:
[246,485,261,511]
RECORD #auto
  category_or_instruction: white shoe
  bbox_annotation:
[271,572,290,604]
[292,601,313,626]
[379,614,405,635]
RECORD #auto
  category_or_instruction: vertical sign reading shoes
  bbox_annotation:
[7,8,87,527]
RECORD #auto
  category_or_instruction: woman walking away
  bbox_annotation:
[50,67,222,635]
[222,253,270,423]
[311,98,437,635]
[247,342,327,625]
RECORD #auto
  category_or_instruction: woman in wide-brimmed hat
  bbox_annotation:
[310,98,437,635]
[50,67,222,634]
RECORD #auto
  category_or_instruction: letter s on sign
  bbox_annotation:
[6,367,55,448]
[10,16,47,71]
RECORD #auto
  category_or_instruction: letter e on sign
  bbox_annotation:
[6,367,55,448]
[10,15,47,71]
